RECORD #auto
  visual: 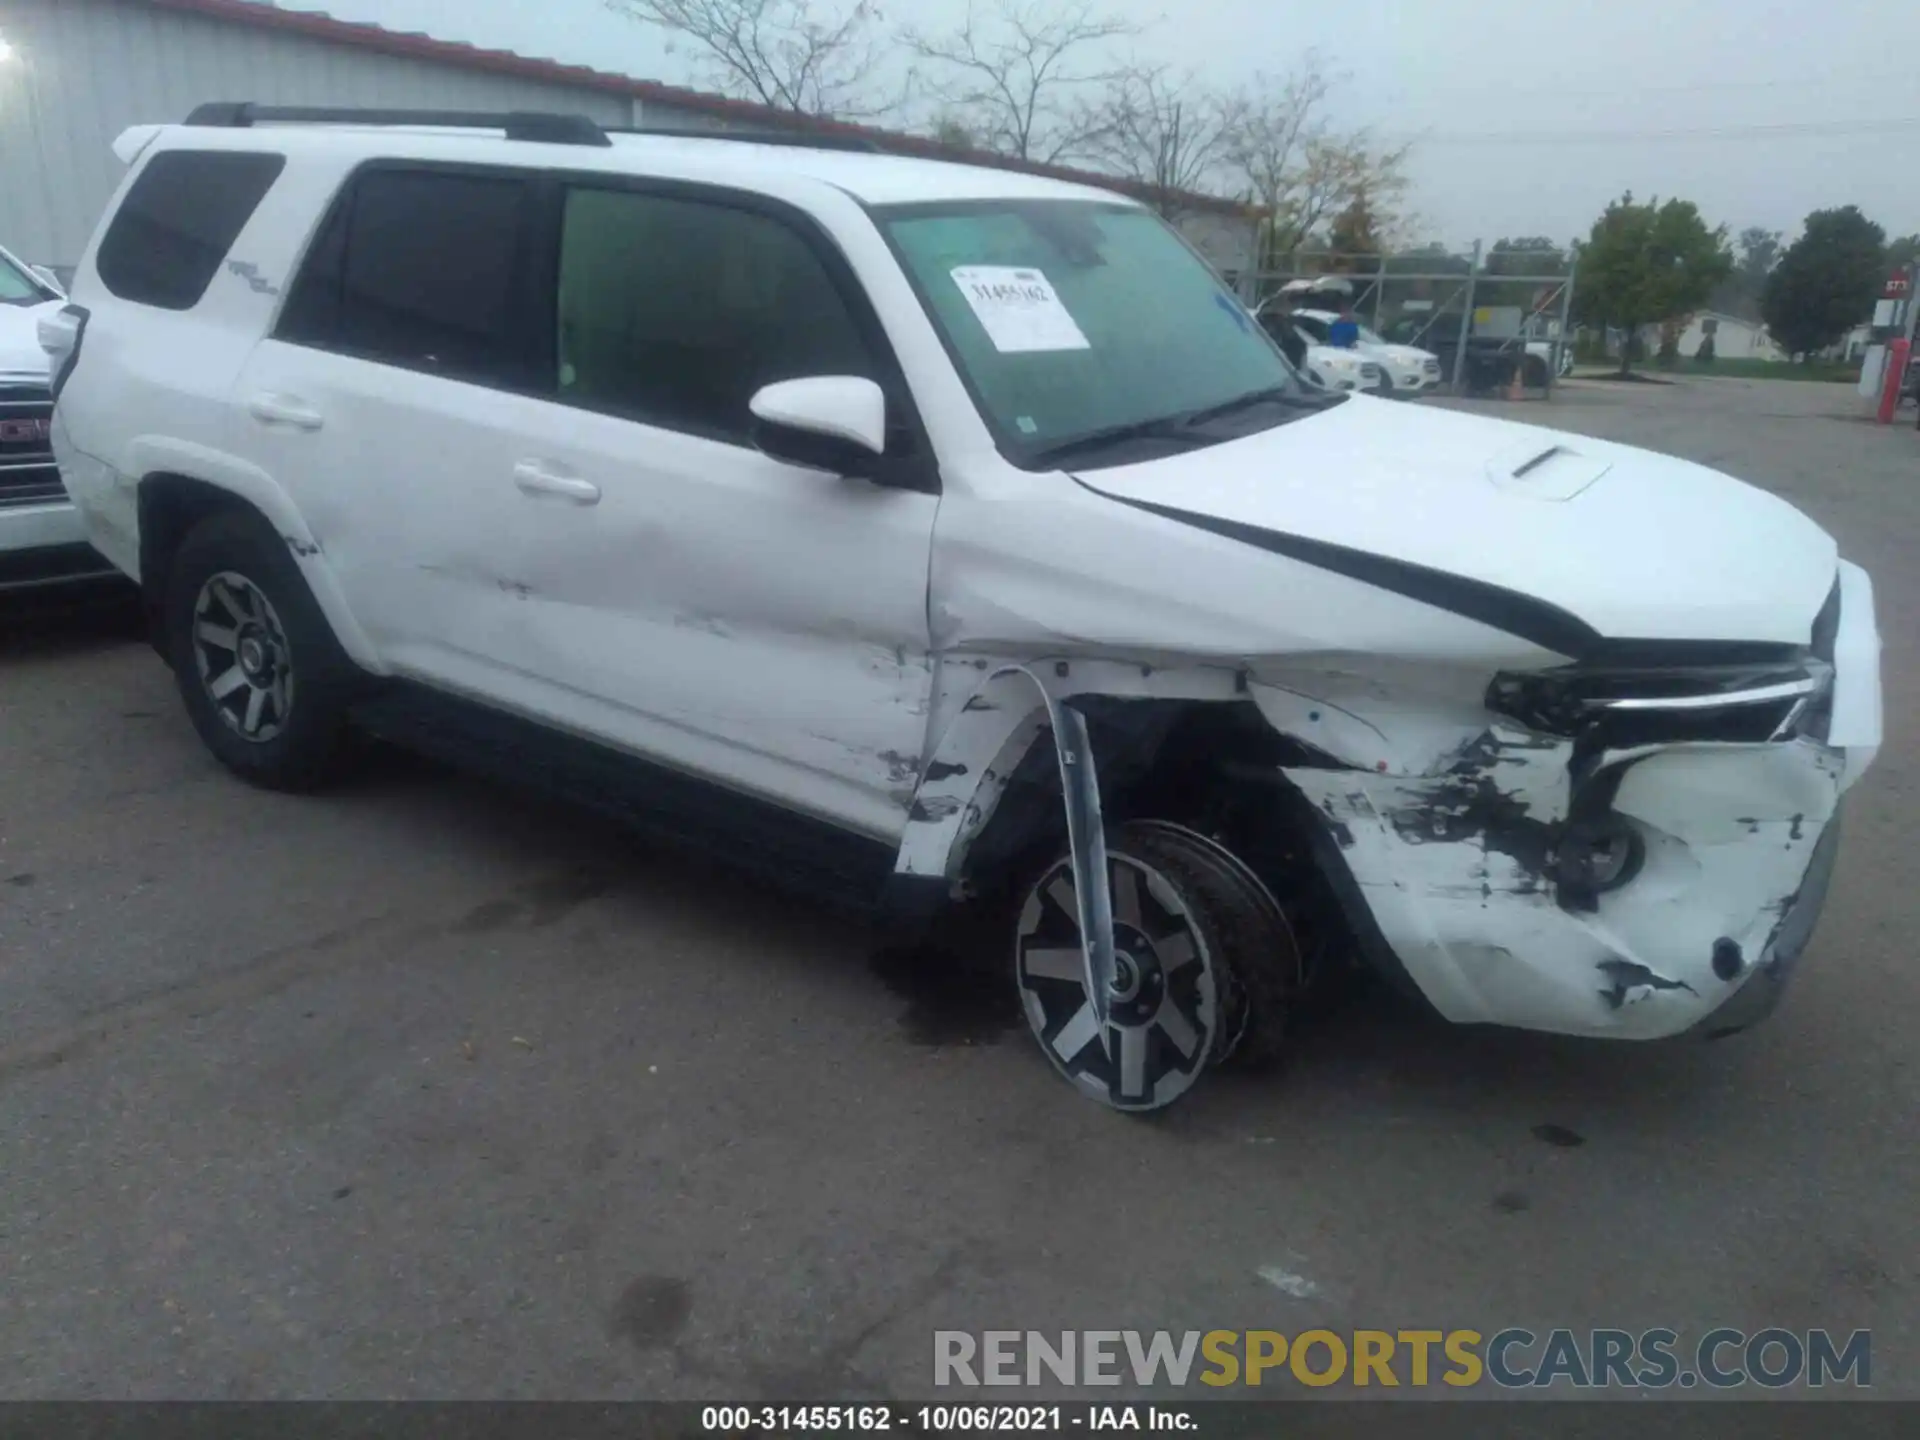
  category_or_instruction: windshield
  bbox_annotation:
[879,199,1311,467]
[0,251,52,306]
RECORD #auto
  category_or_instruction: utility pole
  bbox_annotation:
[1450,240,1481,392]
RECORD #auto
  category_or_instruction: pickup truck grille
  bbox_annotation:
[0,381,64,509]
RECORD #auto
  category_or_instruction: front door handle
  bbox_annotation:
[247,393,325,431]
[513,460,600,504]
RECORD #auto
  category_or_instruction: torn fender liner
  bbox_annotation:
[1073,480,1602,658]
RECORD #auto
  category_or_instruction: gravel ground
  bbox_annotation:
[0,375,1913,1401]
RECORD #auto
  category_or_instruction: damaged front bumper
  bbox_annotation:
[1277,563,1883,1041]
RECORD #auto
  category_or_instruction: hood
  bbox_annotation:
[1072,395,1836,652]
[0,300,59,378]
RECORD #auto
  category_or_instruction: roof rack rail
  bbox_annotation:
[182,103,612,148]
[601,124,885,155]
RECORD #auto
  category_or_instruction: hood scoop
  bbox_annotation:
[1487,440,1611,501]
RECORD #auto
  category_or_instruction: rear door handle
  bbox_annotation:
[513,460,600,504]
[247,393,325,431]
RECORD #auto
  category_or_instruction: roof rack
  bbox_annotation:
[182,103,613,147]
[601,125,885,155]
[182,104,895,156]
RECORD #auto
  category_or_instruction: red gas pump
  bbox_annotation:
[1877,337,1909,425]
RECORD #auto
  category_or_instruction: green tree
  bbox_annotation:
[1762,206,1886,361]
[1326,186,1383,267]
[1885,232,1920,272]
[1708,226,1781,320]
[1480,236,1567,310]
[1572,193,1732,376]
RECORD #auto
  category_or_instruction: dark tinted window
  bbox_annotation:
[556,187,876,442]
[96,151,285,310]
[281,168,531,385]
[276,201,348,345]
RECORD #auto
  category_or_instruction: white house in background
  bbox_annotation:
[1680,312,1786,361]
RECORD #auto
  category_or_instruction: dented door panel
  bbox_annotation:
[497,407,939,841]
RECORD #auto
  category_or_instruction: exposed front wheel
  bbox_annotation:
[1014,822,1301,1112]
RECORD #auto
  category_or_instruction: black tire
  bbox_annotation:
[164,509,359,791]
[1012,821,1299,1111]
[1523,354,1549,388]
[1130,823,1301,1072]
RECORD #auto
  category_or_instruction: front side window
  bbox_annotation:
[881,200,1314,468]
[97,150,285,310]
[555,186,876,444]
[279,167,532,387]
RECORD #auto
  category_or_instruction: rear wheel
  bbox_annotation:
[165,511,359,790]
[1013,822,1301,1112]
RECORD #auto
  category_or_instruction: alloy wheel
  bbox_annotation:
[192,570,295,743]
[1015,850,1222,1112]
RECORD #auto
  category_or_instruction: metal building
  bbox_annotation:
[0,0,1260,274]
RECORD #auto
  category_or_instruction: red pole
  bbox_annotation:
[1877,337,1910,424]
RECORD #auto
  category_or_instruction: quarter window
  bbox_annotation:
[96,150,285,310]
[555,187,876,443]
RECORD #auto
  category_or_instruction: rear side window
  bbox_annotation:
[278,167,532,386]
[96,151,285,310]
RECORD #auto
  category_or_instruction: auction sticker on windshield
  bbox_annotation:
[951,266,1091,353]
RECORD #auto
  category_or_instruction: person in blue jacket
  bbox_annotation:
[1327,302,1361,349]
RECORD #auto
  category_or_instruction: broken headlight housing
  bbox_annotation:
[1490,580,1842,746]
[1486,660,1832,746]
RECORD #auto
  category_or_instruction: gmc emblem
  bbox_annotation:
[0,417,51,444]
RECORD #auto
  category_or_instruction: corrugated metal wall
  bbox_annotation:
[0,0,717,265]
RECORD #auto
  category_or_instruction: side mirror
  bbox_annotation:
[749,376,886,475]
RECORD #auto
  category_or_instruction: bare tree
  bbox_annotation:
[1221,55,1410,263]
[606,0,892,119]
[905,0,1138,163]
[1280,132,1409,255]
[1086,66,1233,218]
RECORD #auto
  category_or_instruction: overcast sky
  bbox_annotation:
[267,0,1918,248]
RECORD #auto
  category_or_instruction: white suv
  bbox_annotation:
[1291,308,1444,395]
[51,106,1884,1112]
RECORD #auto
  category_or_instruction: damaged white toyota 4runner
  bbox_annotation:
[50,108,1883,1112]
